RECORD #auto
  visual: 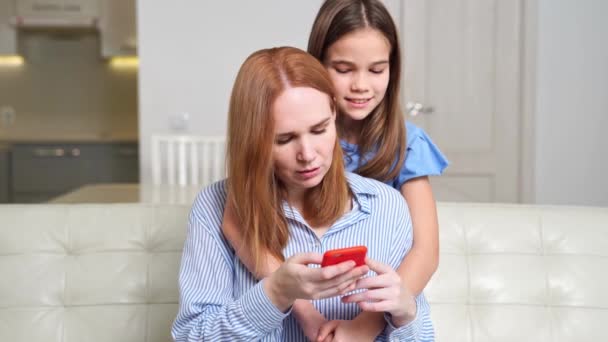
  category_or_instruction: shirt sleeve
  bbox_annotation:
[393,122,449,189]
[383,295,435,341]
[171,211,289,341]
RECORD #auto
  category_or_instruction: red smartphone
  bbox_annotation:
[321,246,367,267]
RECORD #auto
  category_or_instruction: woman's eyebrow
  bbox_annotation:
[275,131,294,138]
[275,118,331,137]
[311,118,331,129]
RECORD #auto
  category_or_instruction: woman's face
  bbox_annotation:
[325,27,391,122]
[272,86,337,199]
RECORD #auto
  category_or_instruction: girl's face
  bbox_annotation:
[272,87,337,200]
[325,28,391,123]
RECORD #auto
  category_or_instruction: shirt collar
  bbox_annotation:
[345,172,377,215]
[281,172,377,221]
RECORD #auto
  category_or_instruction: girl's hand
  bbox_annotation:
[292,300,330,342]
[341,258,417,327]
[316,317,382,342]
[264,252,369,311]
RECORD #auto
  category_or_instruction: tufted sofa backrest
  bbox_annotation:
[0,204,190,342]
[428,203,608,342]
[1,203,607,342]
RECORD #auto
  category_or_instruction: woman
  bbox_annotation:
[172,47,433,341]
[223,2,445,339]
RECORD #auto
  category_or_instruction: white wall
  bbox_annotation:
[535,0,608,206]
[138,1,608,206]
[137,0,324,183]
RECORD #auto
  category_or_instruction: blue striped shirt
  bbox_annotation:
[172,172,434,341]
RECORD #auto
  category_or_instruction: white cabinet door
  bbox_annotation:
[99,0,136,57]
[398,0,523,203]
[0,0,17,55]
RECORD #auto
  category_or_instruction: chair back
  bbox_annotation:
[151,135,225,186]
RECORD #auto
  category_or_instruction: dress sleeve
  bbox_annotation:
[393,122,449,189]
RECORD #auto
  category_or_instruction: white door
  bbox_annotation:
[389,0,523,202]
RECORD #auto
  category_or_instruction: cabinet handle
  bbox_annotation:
[117,148,137,156]
[32,4,61,12]
[33,148,65,157]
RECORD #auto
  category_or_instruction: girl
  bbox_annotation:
[223,0,447,340]
[172,46,433,341]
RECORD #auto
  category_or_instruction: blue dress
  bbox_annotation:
[341,122,449,190]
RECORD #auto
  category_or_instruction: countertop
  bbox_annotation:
[0,132,138,144]
[50,183,202,205]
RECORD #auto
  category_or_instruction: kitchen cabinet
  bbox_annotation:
[11,142,139,203]
[0,0,17,55]
[99,0,136,57]
[0,147,9,203]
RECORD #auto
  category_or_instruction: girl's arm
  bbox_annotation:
[317,176,439,341]
[221,197,330,341]
[397,176,440,294]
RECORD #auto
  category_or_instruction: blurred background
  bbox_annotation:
[0,0,606,206]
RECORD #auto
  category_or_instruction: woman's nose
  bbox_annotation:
[296,139,316,163]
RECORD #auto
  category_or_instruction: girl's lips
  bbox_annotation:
[297,167,320,180]
[346,97,372,109]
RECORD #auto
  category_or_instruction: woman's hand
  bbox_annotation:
[264,252,369,311]
[341,258,417,327]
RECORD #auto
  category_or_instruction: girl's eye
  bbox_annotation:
[312,128,327,135]
[370,69,385,74]
[335,68,351,74]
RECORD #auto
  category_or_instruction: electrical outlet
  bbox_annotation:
[0,106,16,127]
[169,112,190,132]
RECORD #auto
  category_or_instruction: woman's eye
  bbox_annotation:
[335,68,351,74]
[370,69,385,74]
[275,137,292,145]
[312,129,327,135]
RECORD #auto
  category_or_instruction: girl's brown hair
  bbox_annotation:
[226,47,350,270]
[308,0,406,182]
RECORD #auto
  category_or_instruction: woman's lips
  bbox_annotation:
[297,167,320,180]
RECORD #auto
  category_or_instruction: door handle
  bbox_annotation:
[406,102,434,116]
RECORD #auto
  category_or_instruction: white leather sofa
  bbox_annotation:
[1,202,607,341]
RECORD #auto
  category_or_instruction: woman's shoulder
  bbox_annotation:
[346,173,410,228]
[194,180,227,203]
[346,172,403,203]
[189,180,228,225]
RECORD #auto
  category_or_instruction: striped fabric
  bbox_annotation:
[172,172,435,341]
